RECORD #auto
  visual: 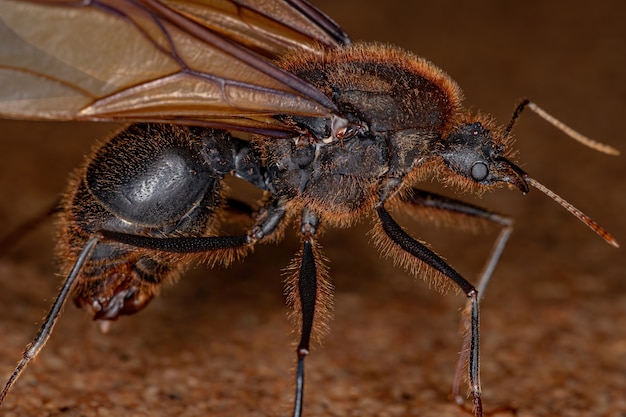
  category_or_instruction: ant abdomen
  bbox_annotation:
[57,124,229,320]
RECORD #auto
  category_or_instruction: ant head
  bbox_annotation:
[440,119,529,193]
[437,104,618,248]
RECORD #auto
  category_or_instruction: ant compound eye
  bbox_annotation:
[471,161,489,181]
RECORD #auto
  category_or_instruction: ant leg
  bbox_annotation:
[100,203,325,417]
[0,229,254,407]
[289,209,325,417]
[399,190,514,404]
[1,200,288,407]
[400,189,514,297]
[375,204,483,417]
[98,199,289,253]
[99,230,250,253]
[0,236,99,406]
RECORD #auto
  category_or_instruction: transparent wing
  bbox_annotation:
[0,0,350,132]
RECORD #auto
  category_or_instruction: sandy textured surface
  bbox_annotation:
[0,1,624,416]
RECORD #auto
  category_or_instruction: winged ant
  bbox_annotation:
[0,1,619,415]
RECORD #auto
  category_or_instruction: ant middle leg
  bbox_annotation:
[283,208,332,417]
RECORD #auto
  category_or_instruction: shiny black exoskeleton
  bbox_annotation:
[58,44,545,416]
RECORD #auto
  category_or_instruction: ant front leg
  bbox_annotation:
[400,189,514,297]
[374,202,483,417]
[398,189,514,404]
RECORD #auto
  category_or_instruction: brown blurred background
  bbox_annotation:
[0,1,624,416]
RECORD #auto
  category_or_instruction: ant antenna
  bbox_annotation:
[505,99,620,156]
[501,99,619,247]
[523,176,618,248]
